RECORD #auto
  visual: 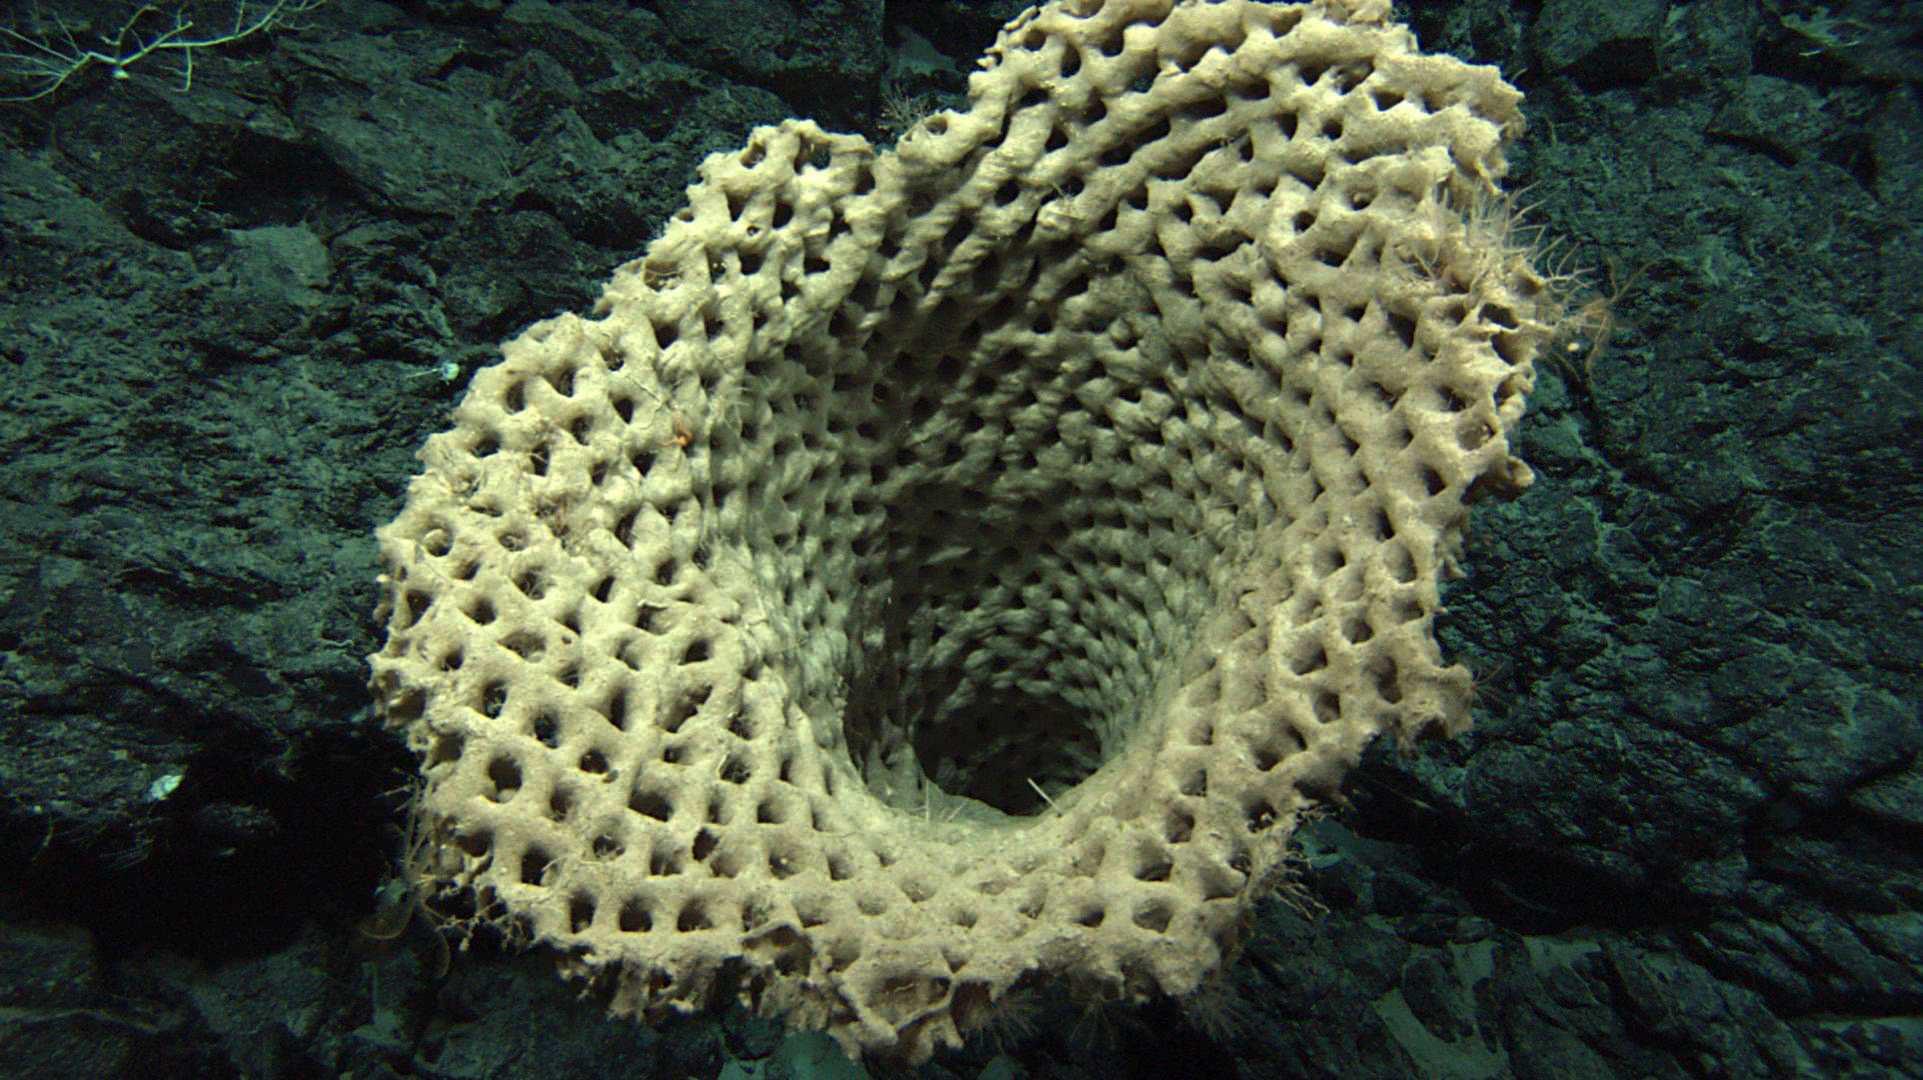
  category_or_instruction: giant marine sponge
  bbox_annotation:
[369,0,1559,1062]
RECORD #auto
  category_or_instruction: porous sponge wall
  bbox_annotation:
[369,0,1553,1063]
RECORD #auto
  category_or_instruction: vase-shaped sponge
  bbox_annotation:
[370,0,1557,1062]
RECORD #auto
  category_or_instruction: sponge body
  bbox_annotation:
[371,0,1551,1062]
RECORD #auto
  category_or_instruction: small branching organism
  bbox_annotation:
[637,381,694,451]
[1553,257,1650,385]
[877,81,939,140]
[357,780,455,978]
[1440,180,1649,388]
[1464,656,1514,716]
[1177,970,1257,1043]
[970,986,1042,1053]
[0,0,326,103]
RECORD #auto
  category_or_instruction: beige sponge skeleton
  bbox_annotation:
[370,0,1559,1062]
